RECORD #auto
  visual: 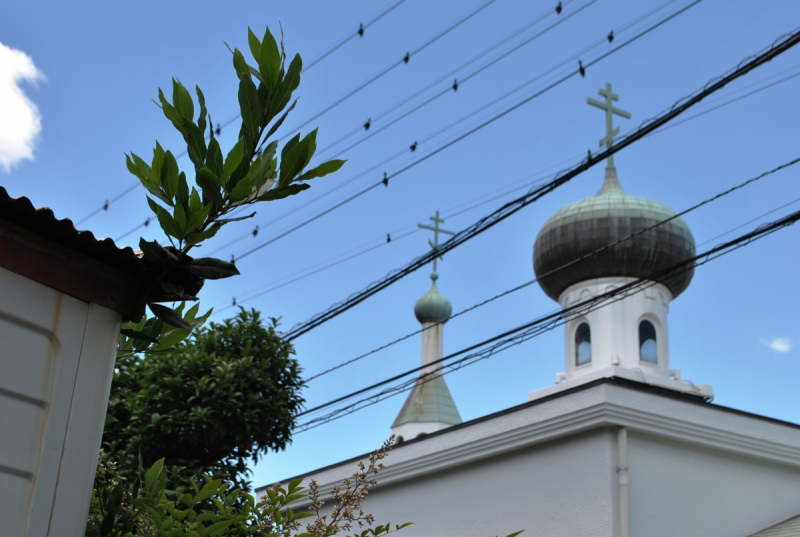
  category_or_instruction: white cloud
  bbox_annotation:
[762,337,793,354]
[0,42,45,172]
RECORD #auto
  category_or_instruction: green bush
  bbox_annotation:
[105,308,304,492]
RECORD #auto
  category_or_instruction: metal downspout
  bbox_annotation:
[617,427,630,537]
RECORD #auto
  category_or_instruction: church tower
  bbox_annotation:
[530,83,712,401]
[392,212,462,442]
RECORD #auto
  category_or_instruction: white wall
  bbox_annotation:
[0,266,121,536]
[315,429,619,537]
[628,432,800,537]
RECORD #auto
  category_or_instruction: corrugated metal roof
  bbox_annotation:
[0,186,146,274]
[749,514,800,536]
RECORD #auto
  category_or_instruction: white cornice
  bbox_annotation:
[268,382,800,505]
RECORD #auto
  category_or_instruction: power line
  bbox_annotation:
[315,0,683,161]
[286,0,501,137]
[75,0,409,227]
[295,206,800,430]
[299,156,800,382]
[303,0,409,71]
[236,2,705,263]
[206,54,800,286]
[313,0,604,159]
[281,17,800,342]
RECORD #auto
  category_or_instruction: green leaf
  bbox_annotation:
[173,201,187,235]
[152,142,166,188]
[281,132,300,161]
[247,27,261,63]
[258,27,281,91]
[230,173,256,203]
[186,223,221,247]
[144,458,166,493]
[206,138,224,177]
[196,85,208,134]
[216,212,255,224]
[238,75,261,138]
[151,200,183,239]
[258,183,310,201]
[177,171,190,204]
[279,136,310,186]
[162,150,180,200]
[232,48,249,79]
[223,137,245,180]
[161,280,184,296]
[148,304,191,329]
[104,413,118,427]
[297,159,346,181]
[185,202,212,233]
[302,128,318,168]
[154,326,192,350]
[158,88,186,135]
[120,328,159,344]
[196,170,224,207]
[126,153,151,185]
[271,53,302,116]
[138,238,175,264]
[181,258,240,279]
[264,98,297,141]
[189,187,202,213]
[172,78,194,122]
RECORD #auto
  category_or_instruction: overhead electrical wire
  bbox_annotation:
[284,0,501,137]
[297,156,800,382]
[235,0,706,265]
[313,0,603,158]
[75,0,409,227]
[226,0,673,248]
[204,53,800,286]
[279,21,800,342]
[295,207,800,430]
[200,0,591,252]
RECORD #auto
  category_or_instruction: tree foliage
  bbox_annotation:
[105,308,304,491]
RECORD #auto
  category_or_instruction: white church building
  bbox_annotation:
[261,85,800,537]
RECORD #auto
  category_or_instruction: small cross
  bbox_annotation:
[418,210,455,277]
[587,83,631,167]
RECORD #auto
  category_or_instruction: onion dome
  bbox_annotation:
[414,273,453,324]
[533,166,695,302]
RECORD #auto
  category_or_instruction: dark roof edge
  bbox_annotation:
[263,376,800,489]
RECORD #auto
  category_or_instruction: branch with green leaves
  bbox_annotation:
[123,25,345,334]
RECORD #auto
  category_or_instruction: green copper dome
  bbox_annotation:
[534,166,696,301]
[414,275,452,324]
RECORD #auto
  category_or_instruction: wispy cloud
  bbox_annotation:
[762,337,793,354]
[0,42,45,172]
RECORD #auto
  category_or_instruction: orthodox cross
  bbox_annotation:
[418,210,455,277]
[587,82,631,167]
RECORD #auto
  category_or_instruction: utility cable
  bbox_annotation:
[304,0,409,71]
[236,1,705,264]
[296,207,800,428]
[76,0,408,227]
[287,0,501,137]
[299,156,800,382]
[281,17,799,342]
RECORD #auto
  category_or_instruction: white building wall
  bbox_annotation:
[0,266,121,537]
[279,383,800,537]
[628,432,800,537]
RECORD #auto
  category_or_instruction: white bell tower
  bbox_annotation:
[529,84,712,402]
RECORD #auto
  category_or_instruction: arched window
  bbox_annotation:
[575,322,591,366]
[639,320,658,363]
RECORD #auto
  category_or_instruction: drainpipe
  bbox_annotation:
[617,427,629,537]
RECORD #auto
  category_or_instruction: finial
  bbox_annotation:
[587,83,631,168]
[418,210,455,280]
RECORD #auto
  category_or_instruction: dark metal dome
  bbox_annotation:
[533,166,695,302]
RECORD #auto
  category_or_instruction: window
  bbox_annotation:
[639,320,658,363]
[575,322,591,366]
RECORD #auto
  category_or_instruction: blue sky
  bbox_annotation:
[2,0,800,487]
